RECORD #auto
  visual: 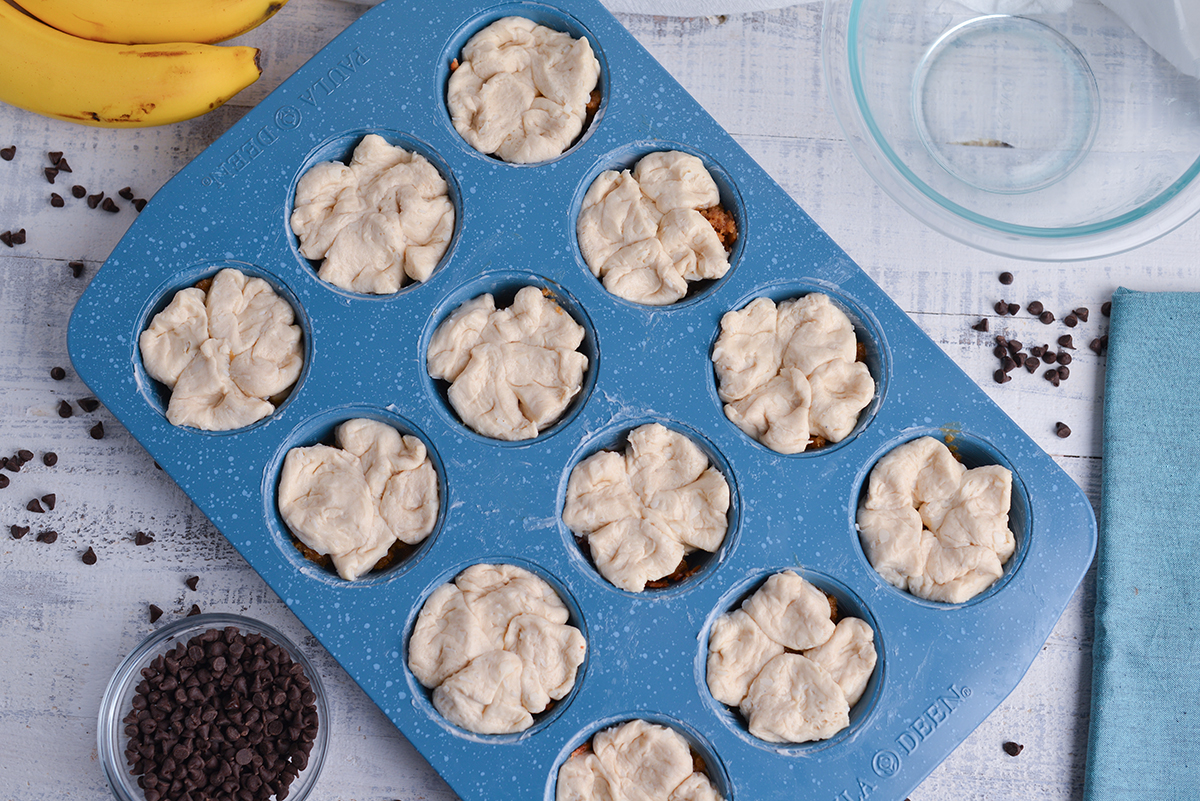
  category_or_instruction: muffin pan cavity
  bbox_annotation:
[68,1,1096,799]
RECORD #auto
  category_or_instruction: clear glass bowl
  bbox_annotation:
[98,613,330,801]
[822,0,1200,260]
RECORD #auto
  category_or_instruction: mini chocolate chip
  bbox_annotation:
[1074,307,1089,322]
[26,498,44,513]
[86,192,103,209]
[101,197,120,213]
[41,493,56,510]
[993,300,1008,315]
[999,271,1014,285]
[149,604,164,623]
[1058,352,1072,365]
[185,576,199,591]
[1064,313,1078,328]
[134,531,154,545]
[993,369,1010,384]
[0,231,11,247]
[50,193,64,207]
[1027,300,1044,316]
[89,421,105,439]
[78,397,100,412]
[187,604,201,617]
[47,151,63,165]
[12,229,25,245]
[972,318,989,332]
[42,452,57,467]
[36,530,58,544]
[71,184,85,198]
[56,157,72,173]
[1039,310,1055,324]
[0,474,7,489]
[11,524,29,539]
[993,344,1008,358]
[44,167,58,183]
[82,546,97,565]
[57,400,73,418]
[119,186,135,200]
[1042,350,1057,364]
[1003,741,1024,757]
[1058,335,1075,349]
[132,198,147,212]
[0,145,14,160]
[50,366,66,380]
[1055,422,1071,438]
[1058,365,1070,380]
[1101,301,1112,317]
[69,261,85,278]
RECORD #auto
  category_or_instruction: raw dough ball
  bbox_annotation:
[556,720,725,801]
[711,293,874,453]
[705,570,877,743]
[278,418,439,581]
[562,423,730,591]
[290,134,454,294]
[448,17,600,164]
[857,436,1015,603]
[408,564,586,735]
[577,151,733,305]
[427,286,588,440]
[139,268,303,431]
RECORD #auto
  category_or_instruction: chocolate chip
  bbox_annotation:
[0,146,14,160]
[1102,301,1112,317]
[11,228,25,245]
[1025,359,1039,374]
[70,261,85,278]
[17,449,32,463]
[993,369,1011,384]
[1027,300,1044,316]
[50,193,64,207]
[1013,352,1026,368]
[132,198,147,212]
[149,604,164,623]
[185,576,199,591]
[89,421,105,439]
[993,300,1008,315]
[1042,350,1057,364]
[44,167,58,183]
[36,530,58,544]
[1057,352,1072,366]
[2,457,16,472]
[57,400,73,418]
[82,546,97,565]
[1029,345,1044,358]
[1044,369,1061,387]
[1001,356,1016,373]
[0,231,11,247]
[1058,365,1070,380]
[86,192,103,209]
[55,157,72,173]
[78,397,100,412]
[119,186,135,200]
[26,498,44,513]
[71,184,85,198]
[186,604,201,617]
[11,524,29,539]
[50,366,66,380]
[0,474,7,489]
[1005,340,1021,353]
[134,531,154,545]
[1089,337,1104,354]
[1064,313,1078,328]
[1074,307,1089,322]
[1058,335,1075,349]
[48,151,63,165]
[1055,422,1071,438]
[999,271,1014,285]
[1003,741,1024,757]
[993,344,1008,358]
[42,452,57,467]
[972,318,989,332]
[41,493,56,510]
[101,197,120,213]
[1007,303,1020,315]
[1039,310,1055,324]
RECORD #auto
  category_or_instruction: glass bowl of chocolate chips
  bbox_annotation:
[98,614,329,801]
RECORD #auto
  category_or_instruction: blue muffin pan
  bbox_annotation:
[67,1,1097,798]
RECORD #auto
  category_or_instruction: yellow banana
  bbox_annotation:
[0,2,261,128]
[12,0,289,44]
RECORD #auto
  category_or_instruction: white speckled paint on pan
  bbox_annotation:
[66,1,1096,799]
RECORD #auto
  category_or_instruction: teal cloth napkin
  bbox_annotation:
[1085,288,1200,799]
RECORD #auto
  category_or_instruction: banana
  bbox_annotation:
[0,2,261,128]
[12,0,289,45]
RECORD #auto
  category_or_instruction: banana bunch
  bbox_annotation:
[0,0,289,128]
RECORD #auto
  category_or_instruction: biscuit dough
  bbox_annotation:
[427,286,588,440]
[577,151,732,305]
[278,418,438,580]
[562,423,730,592]
[556,720,725,801]
[711,293,874,454]
[290,134,454,294]
[705,570,877,743]
[448,17,601,164]
[408,564,586,735]
[857,436,1015,603]
[139,268,303,431]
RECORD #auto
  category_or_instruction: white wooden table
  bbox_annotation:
[2,1,1197,799]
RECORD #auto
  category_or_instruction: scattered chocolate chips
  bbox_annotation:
[50,192,64,208]
[148,604,164,623]
[132,198,148,213]
[119,186,135,200]
[185,576,199,591]
[89,421,105,439]
[999,271,1014,285]
[36,530,58,544]
[26,498,44,513]
[41,493,56,510]
[1057,352,1072,366]
[78,397,100,412]
[69,261,85,278]
[1102,301,1112,317]
[993,369,1011,384]
[1073,307,1089,322]
[82,546,97,565]
[186,603,202,617]
[57,400,73,418]
[86,192,104,209]
[1038,310,1055,325]
[44,167,58,183]
[1055,422,1071,438]
[1027,300,1044,316]
[50,366,66,380]
[11,524,29,539]
[972,318,989,332]
[101,197,120,213]
[0,145,14,161]
[134,531,155,546]
[1003,741,1025,757]
[43,451,57,467]
[71,184,86,198]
